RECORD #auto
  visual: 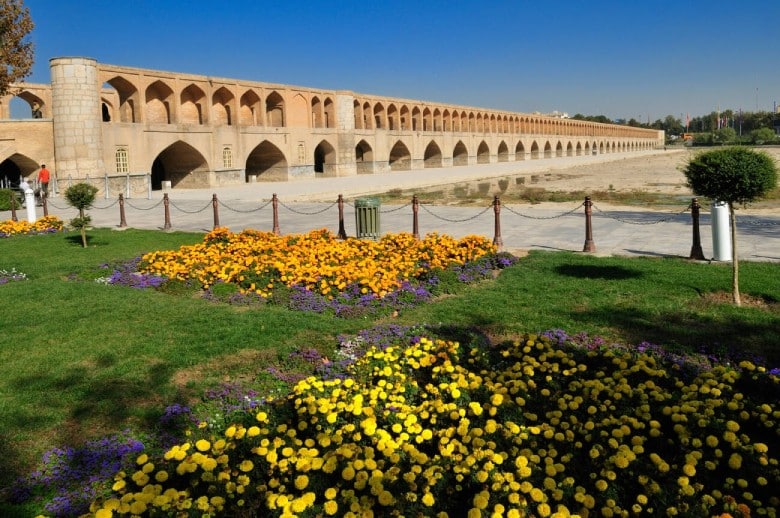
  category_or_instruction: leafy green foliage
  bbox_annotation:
[750,127,777,145]
[64,183,99,247]
[0,0,34,96]
[0,188,21,210]
[684,147,777,205]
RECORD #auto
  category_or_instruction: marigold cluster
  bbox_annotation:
[140,228,496,297]
[0,216,64,236]
[91,333,779,517]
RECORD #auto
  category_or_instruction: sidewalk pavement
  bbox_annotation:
[4,151,779,262]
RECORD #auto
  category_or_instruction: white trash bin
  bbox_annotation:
[711,201,732,261]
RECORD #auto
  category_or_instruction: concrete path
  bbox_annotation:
[4,150,779,262]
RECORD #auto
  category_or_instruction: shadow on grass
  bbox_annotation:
[570,305,780,365]
[554,264,643,280]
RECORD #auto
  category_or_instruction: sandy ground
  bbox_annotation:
[430,147,780,214]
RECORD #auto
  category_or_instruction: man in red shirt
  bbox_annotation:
[38,164,50,198]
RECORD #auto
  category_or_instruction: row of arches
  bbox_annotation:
[352,98,652,138]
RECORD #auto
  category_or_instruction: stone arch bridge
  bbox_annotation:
[0,57,663,194]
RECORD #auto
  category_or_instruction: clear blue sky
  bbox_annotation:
[20,0,780,122]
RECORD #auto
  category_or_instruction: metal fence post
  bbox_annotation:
[9,191,18,221]
[42,194,48,217]
[212,193,220,229]
[583,196,596,252]
[163,193,171,230]
[119,194,127,228]
[272,193,280,235]
[493,195,503,248]
[689,197,705,260]
[337,194,347,239]
[412,195,420,240]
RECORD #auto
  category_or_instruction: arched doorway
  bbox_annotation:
[246,140,288,181]
[151,141,210,189]
[389,141,411,171]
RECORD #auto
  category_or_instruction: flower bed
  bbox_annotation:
[140,228,498,298]
[88,329,778,518]
[0,216,64,237]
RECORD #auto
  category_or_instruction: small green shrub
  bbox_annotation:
[0,188,22,211]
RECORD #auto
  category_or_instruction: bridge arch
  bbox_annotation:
[212,87,234,126]
[497,141,508,162]
[151,141,209,189]
[355,140,373,174]
[453,140,468,166]
[266,91,285,127]
[389,140,411,171]
[477,141,490,163]
[530,141,540,159]
[246,140,288,181]
[314,139,336,174]
[544,141,553,158]
[515,141,525,160]
[145,80,174,124]
[423,140,442,168]
[240,90,262,126]
[180,84,207,125]
[0,153,40,185]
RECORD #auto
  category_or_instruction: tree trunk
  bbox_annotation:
[729,203,740,306]
[79,207,87,248]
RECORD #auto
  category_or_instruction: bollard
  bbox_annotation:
[163,193,171,230]
[119,194,127,228]
[337,194,347,239]
[272,194,280,235]
[10,190,18,221]
[583,196,596,252]
[42,194,48,217]
[492,195,503,248]
[212,193,220,229]
[24,188,36,223]
[412,195,420,240]
[689,198,704,260]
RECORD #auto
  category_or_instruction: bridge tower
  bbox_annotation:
[49,57,105,180]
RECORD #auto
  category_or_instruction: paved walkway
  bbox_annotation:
[4,151,780,262]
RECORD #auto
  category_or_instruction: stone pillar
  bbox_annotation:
[335,92,357,176]
[50,57,105,180]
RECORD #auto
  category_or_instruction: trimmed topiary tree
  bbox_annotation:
[64,182,99,247]
[683,147,777,305]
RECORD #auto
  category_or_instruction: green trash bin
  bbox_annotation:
[354,197,380,240]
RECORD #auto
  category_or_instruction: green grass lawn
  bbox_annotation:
[1,228,778,499]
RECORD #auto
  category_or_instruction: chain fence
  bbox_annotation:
[9,191,779,258]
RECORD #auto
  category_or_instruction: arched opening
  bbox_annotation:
[530,141,540,159]
[576,142,582,156]
[453,141,468,166]
[323,98,334,128]
[311,96,323,128]
[212,87,234,126]
[353,100,363,129]
[388,141,411,171]
[515,141,526,161]
[240,90,262,126]
[246,140,288,181]
[105,76,139,123]
[314,140,336,175]
[266,91,285,127]
[477,141,490,164]
[497,141,509,162]
[423,141,442,168]
[387,104,398,131]
[556,142,564,157]
[355,140,374,174]
[544,142,553,159]
[180,84,207,125]
[373,103,386,130]
[0,153,39,188]
[150,141,209,189]
[145,80,174,124]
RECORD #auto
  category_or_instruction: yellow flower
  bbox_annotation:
[195,439,211,452]
[294,474,309,490]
